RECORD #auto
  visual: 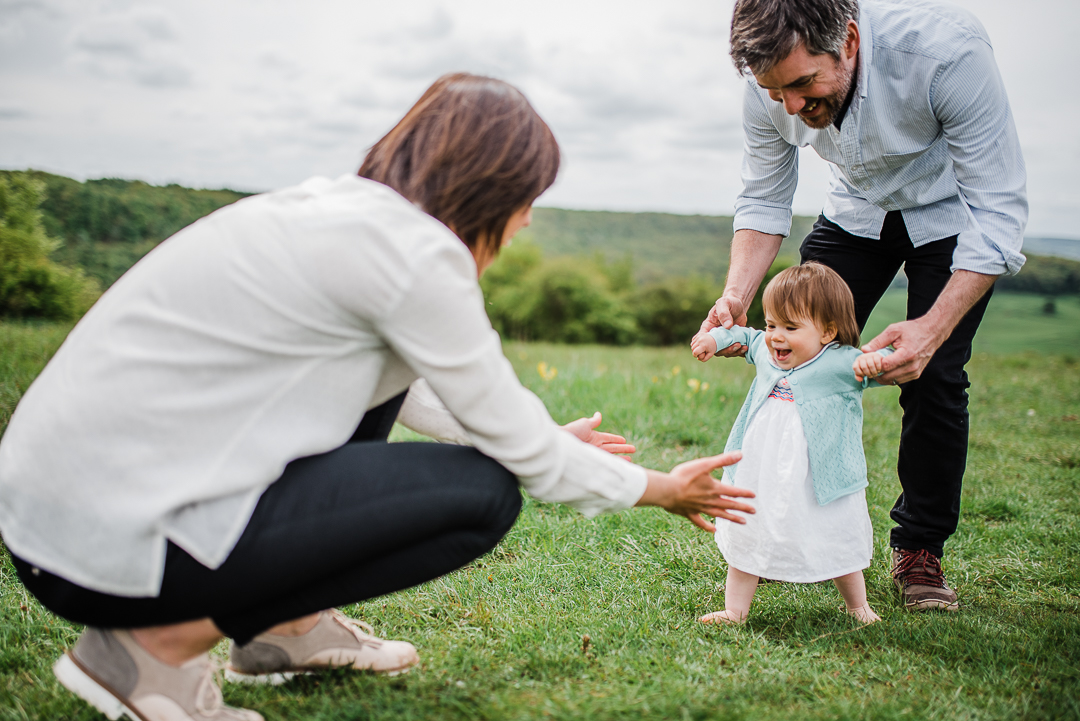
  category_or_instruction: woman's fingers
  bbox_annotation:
[705,498,756,515]
[712,482,755,499]
[562,416,640,455]
[673,452,743,479]
[712,509,748,524]
[687,513,717,533]
[641,455,755,527]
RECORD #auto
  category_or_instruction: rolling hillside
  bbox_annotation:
[3,169,1077,294]
[522,208,815,283]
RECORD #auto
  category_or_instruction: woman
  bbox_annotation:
[0,74,754,721]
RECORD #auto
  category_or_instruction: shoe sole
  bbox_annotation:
[903,598,960,612]
[224,667,305,686]
[54,653,145,721]
[224,663,414,686]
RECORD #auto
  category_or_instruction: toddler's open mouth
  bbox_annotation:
[773,348,792,363]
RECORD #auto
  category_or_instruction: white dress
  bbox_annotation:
[715,377,873,583]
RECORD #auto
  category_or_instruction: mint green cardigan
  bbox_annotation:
[706,325,893,506]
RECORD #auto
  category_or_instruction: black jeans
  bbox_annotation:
[800,213,992,558]
[14,392,521,644]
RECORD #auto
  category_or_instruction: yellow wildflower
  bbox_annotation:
[537,362,558,381]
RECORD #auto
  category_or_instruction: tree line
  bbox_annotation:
[0,170,1076,334]
[479,240,790,346]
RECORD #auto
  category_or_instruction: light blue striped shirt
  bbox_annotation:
[734,0,1028,276]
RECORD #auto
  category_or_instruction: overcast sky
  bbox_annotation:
[2,0,1077,237]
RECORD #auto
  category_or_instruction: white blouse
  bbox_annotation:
[0,175,647,597]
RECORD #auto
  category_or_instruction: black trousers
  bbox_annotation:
[14,393,521,645]
[800,213,992,558]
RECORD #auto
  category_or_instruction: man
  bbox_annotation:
[701,0,1027,610]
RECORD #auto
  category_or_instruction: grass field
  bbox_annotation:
[1,307,1078,720]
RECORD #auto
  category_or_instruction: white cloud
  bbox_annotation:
[69,7,191,88]
[0,0,1076,237]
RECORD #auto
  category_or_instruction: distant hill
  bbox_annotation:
[1023,236,1080,262]
[523,208,815,283]
[3,169,1077,294]
[526,209,1080,284]
[0,170,250,287]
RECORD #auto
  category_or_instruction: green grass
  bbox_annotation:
[0,321,75,434]
[1,324,1078,719]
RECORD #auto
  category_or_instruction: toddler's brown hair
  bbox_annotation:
[762,262,861,347]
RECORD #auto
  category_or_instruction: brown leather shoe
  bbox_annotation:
[892,549,960,611]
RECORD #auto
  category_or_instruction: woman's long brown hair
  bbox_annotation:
[359,73,560,263]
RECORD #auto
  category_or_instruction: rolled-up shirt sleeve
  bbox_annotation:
[733,81,800,238]
[933,37,1028,276]
[373,241,648,517]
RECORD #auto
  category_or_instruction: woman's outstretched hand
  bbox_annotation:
[637,452,755,532]
[562,412,636,457]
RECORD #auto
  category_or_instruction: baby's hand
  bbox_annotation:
[853,352,884,382]
[691,332,718,362]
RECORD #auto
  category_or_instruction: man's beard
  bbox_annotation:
[798,61,856,129]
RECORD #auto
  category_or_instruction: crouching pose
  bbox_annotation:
[0,74,756,721]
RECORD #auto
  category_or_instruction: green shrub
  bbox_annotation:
[481,245,796,346]
[631,277,723,346]
[0,176,98,320]
[480,239,544,305]
[745,259,793,329]
[997,254,1080,296]
[483,244,637,344]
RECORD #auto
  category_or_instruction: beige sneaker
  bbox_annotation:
[226,609,419,684]
[53,627,262,721]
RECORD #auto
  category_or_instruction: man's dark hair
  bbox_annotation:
[730,0,859,75]
[359,73,559,263]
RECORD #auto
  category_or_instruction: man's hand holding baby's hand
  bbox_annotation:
[853,352,884,382]
[699,295,747,358]
[691,332,718,362]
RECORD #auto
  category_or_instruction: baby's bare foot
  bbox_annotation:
[845,604,881,624]
[698,610,747,625]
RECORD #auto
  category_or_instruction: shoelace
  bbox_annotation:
[193,657,225,715]
[893,549,947,588]
[193,657,255,719]
[328,609,383,649]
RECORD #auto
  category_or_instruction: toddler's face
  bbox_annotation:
[763,313,836,369]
